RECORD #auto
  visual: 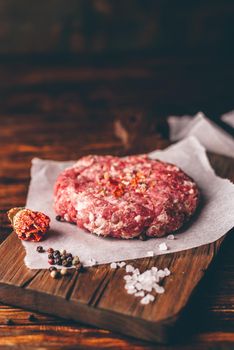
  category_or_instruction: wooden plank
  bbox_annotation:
[96,246,214,321]
[0,141,233,343]
[0,233,38,287]
[0,229,225,343]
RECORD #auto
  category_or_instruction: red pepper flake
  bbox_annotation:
[7,207,50,242]
[113,184,125,198]
[130,177,138,187]
[109,177,119,186]
[104,172,148,198]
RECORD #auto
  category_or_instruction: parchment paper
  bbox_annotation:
[222,110,234,128]
[168,112,234,158]
[23,136,234,269]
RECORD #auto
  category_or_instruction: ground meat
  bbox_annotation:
[54,155,199,239]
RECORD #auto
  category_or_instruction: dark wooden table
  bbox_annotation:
[0,55,233,349]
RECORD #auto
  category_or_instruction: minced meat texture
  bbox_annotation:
[54,155,199,239]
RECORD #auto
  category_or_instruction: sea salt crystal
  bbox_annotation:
[135,291,145,297]
[123,275,132,281]
[131,274,138,281]
[157,269,166,278]
[151,266,158,273]
[135,282,143,290]
[125,283,136,290]
[159,242,168,251]
[147,251,154,257]
[146,294,155,302]
[123,263,169,304]
[110,262,117,269]
[126,264,134,273]
[127,288,137,294]
[153,284,165,294]
[133,268,140,275]
[167,234,175,240]
[140,296,150,305]
[164,267,171,276]
[117,261,126,268]
[144,285,153,292]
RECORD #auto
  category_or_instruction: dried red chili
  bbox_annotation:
[7,207,50,242]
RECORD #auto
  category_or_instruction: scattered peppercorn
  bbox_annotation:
[5,318,14,325]
[49,266,57,272]
[50,270,59,279]
[54,258,59,265]
[55,215,62,221]
[45,246,83,272]
[48,259,55,265]
[139,232,147,241]
[28,314,36,322]
[53,250,60,258]
[79,265,85,273]
[76,263,85,273]
[47,248,54,254]
[72,256,80,266]
[60,268,68,276]
[36,246,44,253]
[57,259,62,266]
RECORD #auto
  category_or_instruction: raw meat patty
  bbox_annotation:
[54,155,199,239]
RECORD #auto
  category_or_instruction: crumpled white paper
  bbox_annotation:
[221,110,234,128]
[168,112,234,158]
[22,136,234,269]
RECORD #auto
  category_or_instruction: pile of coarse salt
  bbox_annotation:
[110,261,171,305]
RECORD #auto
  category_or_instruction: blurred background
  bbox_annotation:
[0,0,234,154]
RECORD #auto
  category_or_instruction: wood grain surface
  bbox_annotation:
[0,0,233,55]
[0,56,234,349]
[0,228,226,343]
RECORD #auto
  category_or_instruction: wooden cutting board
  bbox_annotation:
[0,153,233,343]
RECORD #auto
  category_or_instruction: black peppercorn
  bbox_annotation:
[47,247,54,254]
[53,250,60,258]
[67,256,72,263]
[49,266,57,272]
[36,246,44,253]
[6,318,14,325]
[80,265,85,273]
[139,232,147,241]
[76,263,85,273]
[28,314,36,322]
[48,258,55,265]
[56,215,62,221]
[54,257,62,265]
